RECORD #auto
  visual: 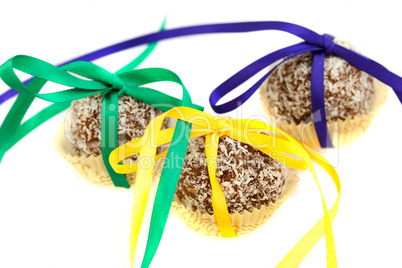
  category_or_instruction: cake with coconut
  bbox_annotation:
[260,38,384,147]
[172,135,299,236]
[58,94,168,185]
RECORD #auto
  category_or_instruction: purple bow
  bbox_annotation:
[207,28,402,148]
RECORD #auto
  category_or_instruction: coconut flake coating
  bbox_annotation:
[262,39,376,125]
[65,94,166,157]
[175,136,287,215]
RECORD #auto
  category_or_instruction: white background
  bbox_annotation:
[1,0,402,267]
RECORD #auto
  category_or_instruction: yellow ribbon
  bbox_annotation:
[109,107,340,268]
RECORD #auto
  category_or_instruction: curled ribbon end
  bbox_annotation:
[109,146,138,174]
[109,148,122,173]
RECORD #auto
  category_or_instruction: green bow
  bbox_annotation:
[0,55,203,188]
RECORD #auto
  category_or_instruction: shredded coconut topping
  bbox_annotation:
[175,136,287,215]
[263,38,375,124]
[65,94,166,157]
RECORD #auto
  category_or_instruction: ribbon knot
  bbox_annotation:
[110,74,127,97]
[321,33,335,55]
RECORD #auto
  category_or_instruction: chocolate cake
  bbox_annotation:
[261,39,376,125]
[175,135,287,215]
[65,94,167,157]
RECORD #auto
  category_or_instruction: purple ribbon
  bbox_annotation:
[2,21,402,147]
[309,34,335,147]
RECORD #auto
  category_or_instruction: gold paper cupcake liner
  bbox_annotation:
[54,123,165,186]
[171,168,299,237]
[259,79,389,148]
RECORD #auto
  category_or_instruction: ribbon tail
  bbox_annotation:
[101,91,130,188]
[311,52,333,148]
[0,88,18,105]
[6,103,70,152]
[0,77,47,163]
[140,119,193,268]
[333,45,402,104]
[277,145,340,268]
[129,111,165,267]
[116,18,166,74]
[205,133,236,237]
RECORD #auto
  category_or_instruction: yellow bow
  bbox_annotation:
[109,106,340,267]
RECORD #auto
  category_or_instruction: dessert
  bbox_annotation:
[172,135,298,236]
[55,94,168,186]
[260,39,388,147]
[65,94,166,158]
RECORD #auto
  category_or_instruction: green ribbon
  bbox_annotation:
[0,55,203,188]
[0,17,204,265]
[0,19,166,186]
[0,40,154,156]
